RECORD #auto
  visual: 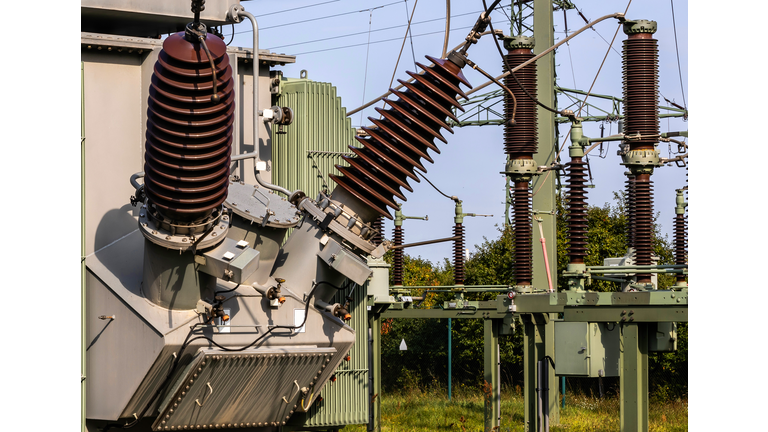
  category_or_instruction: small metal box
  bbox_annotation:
[555,321,620,377]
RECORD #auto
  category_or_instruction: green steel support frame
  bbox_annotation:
[483,319,501,431]
[369,313,382,432]
[620,323,649,432]
[532,0,560,427]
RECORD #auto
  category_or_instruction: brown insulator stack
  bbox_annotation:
[393,225,404,285]
[144,32,234,223]
[566,157,588,264]
[513,182,533,285]
[622,21,659,283]
[453,223,465,285]
[503,37,537,286]
[674,212,687,284]
[503,48,537,157]
[370,216,384,246]
[625,173,636,250]
[331,56,471,220]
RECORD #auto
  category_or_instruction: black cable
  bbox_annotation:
[482,0,560,115]
[226,23,235,46]
[214,283,240,296]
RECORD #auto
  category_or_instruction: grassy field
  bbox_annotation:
[344,388,687,431]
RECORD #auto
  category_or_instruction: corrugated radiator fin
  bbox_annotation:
[303,280,369,427]
[271,78,357,201]
[152,346,336,430]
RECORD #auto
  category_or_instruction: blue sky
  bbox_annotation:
[226,0,688,265]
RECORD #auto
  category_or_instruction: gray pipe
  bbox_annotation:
[237,10,291,197]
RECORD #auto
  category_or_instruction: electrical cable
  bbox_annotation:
[553,1,632,164]
[669,0,687,110]
[360,9,375,127]
[234,0,403,34]
[405,0,418,69]
[442,0,451,59]
[463,56,517,126]
[482,0,560,115]
[461,12,625,100]
[214,283,240,296]
[266,8,506,51]
[291,25,473,56]
[253,0,341,18]
[226,23,235,46]
[346,30,493,117]
[383,0,420,113]
[416,171,456,201]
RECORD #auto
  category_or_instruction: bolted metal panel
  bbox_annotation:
[152,346,337,431]
[271,78,357,202]
[303,281,369,427]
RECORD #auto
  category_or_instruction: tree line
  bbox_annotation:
[378,192,687,400]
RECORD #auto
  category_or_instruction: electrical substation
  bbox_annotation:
[81,1,688,431]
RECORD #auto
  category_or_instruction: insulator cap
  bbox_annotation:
[623,19,657,35]
[503,35,535,51]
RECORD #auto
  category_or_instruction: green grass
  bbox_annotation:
[343,388,687,432]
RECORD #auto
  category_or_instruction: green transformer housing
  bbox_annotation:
[271,76,370,429]
[271,75,358,201]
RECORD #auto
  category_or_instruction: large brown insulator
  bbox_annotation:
[330,56,471,220]
[144,32,234,223]
[566,157,588,264]
[503,45,537,157]
[625,173,636,250]
[392,225,404,285]
[453,223,465,285]
[633,174,654,281]
[513,182,532,285]
[622,20,659,282]
[622,25,659,151]
[674,212,687,284]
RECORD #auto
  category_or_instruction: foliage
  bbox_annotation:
[379,191,687,400]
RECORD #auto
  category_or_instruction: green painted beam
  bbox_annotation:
[563,307,687,323]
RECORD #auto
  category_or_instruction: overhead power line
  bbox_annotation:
[265,6,510,51]
[290,25,473,56]
[253,0,341,18]
[234,0,404,34]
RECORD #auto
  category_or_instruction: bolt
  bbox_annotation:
[629,317,635,322]
[212,232,217,237]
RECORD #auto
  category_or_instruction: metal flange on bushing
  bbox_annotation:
[623,19,657,35]
[621,149,661,175]
[503,35,535,51]
[503,158,538,182]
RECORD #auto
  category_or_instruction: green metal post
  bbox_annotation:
[620,323,649,432]
[523,315,543,432]
[448,317,452,401]
[533,0,560,425]
[369,313,382,432]
[81,61,87,432]
[483,319,501,431]
[561,376,565,408]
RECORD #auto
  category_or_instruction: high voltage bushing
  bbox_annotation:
[453,223,465,285]
[392,224,404,286]
[144,27,234,225]
[566,121,588,265]
[501,35,538,288]
[330,55,472,220]
[502,35,537,158]
[391,204,428,286]
[624,170,636,251]
[621,20,660,283]
[674,189,688,287]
